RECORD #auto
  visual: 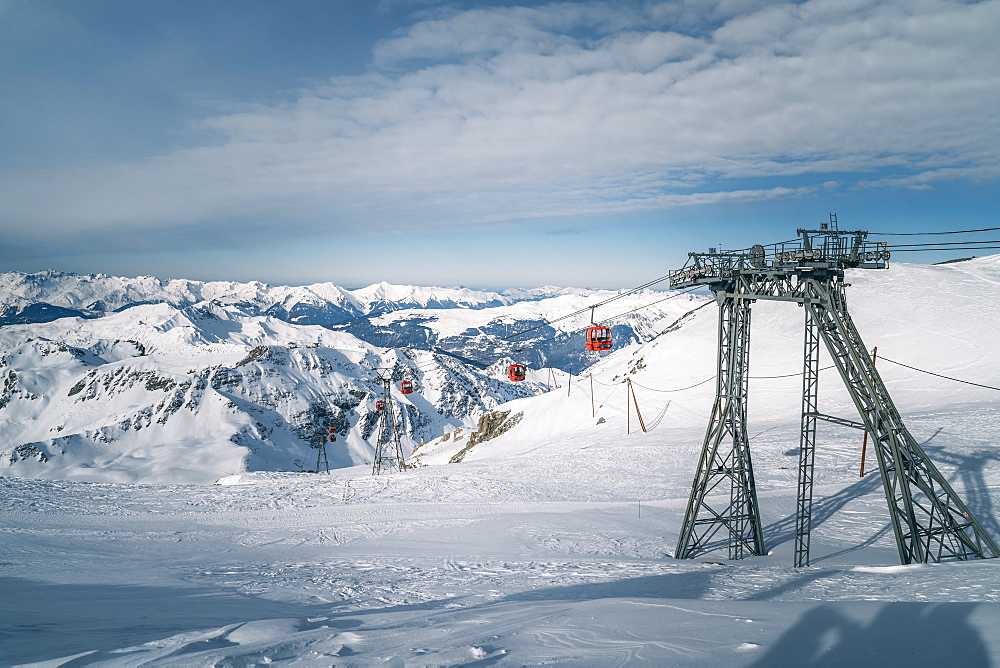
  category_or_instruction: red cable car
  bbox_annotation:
[507,364,527,382]
[327,425,337,442]
[375,400,386,411]
[586,326,613,351]
[400,380,414,395]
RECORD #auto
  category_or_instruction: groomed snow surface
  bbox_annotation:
[5,258,1000,666]
[4,403,1000,666]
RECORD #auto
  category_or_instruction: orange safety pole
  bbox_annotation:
[859,346,878,477]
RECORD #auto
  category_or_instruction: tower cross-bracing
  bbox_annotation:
[671,223,1000,566]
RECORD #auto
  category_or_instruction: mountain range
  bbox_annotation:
[6,256,997,486]
[0,270,699,483]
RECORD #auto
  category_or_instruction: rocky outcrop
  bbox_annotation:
[448,410,524,463]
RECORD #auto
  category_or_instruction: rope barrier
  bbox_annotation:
[879,357,1000,392]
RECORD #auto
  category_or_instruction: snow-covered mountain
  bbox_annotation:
[0,270,700,484]
[0,270,513,326]
[0,300,541,483]
[1,270,693,371]
[332,289,706,372]
[5,256,1000,487]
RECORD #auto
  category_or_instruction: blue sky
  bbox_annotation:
[2,0,999,289]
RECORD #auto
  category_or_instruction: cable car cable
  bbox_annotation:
[869,226,1000,236]
[601,290,702,323]
[387,284,703,378]
[502,286,700,343]
[886,246,1000,253]
[504,287,705,357]
[884,239,1000,247]
[500,277,687,342]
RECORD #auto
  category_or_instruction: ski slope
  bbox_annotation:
[3,257,1000,665]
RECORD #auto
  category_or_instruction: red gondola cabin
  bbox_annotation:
[400,380,414,395]
[507,364,527,382]
[375,400,386,411]
[586,326,613,351]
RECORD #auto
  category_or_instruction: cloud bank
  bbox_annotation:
[3,0,999,255]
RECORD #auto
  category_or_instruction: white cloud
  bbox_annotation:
[3,0,999,252]
[858,165,1000,190]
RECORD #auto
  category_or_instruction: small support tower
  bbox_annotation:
[371,371,407,475]
[671,219,1000,566]
[315,425,334,474]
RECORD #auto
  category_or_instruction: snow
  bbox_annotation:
[3,258,1000,664]
[0,302,539,484]
[367,288,690,339]
[0,271,514,322]
[5,418,1000,665]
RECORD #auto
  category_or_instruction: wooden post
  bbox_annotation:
[859,346,878,477]
[627,378,648,433]
[626,381,631,434]
[567,366,573,397]
[590,373,595,418]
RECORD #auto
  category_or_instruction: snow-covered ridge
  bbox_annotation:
[0,269,699,373]
[0,270,520,326]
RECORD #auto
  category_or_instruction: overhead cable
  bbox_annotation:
[500,274,678,341]
[870,226,1000,236]
[879,357,1000,392]
[887,239,1000,247]
[888,246,1000,253]
[601,365,838,394]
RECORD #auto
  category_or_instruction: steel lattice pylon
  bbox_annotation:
[316,440,330,474]
[671,223,1000,566]
[372,378,406,475]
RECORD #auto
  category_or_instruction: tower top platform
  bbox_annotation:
[669,228,889,290]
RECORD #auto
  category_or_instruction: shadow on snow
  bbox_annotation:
[0,577,340,665]
[750,601,987,667]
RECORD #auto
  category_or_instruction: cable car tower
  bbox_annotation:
[670,217,1000,567]
[316,425,334,474]
[370,368,408,475]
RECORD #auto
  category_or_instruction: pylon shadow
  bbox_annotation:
[502,571,716,603]
[920,432,1000,542]
[750,601,987,667]
[761,472,884,552]
[741,568,841,602]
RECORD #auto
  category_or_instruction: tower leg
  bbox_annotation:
[373,407,388,475]
[794,307,820,567]
[675,297,765,560]
[807,279,1000,562]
